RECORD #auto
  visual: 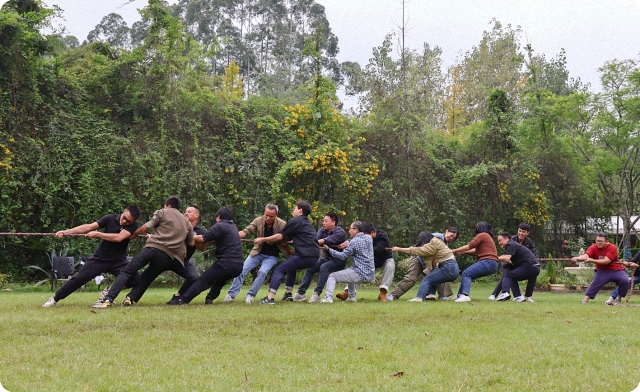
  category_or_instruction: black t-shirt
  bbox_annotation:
[260,223,280,257]
[512,235,535,254]
[185,224,205,261]
[373,229,393,268]
[202,219,244,263]
[280,215,320,258]
[91,214,138,262]
[504,240,539,268]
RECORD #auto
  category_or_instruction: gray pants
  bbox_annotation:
[378,258,395,290]
[326,269,367,300]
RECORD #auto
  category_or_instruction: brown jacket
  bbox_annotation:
[409,237,455,270]
[144,207,194,264]
[242,215,290,257]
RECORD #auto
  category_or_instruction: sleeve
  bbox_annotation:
[145,209,164,230]
[96,215,110,229]
[323,228,346,246]
[630,251,640,263]
[604,245,619,261]
[185,224,194,245]
[202,223,221,243]
[279,220,295,240]
[585,244,598,259]
[467,234,483,250]
[242,217,260,236]
[409,242,437,258]
[373,232,390,255]
[328,240,357,260]
[122,221,138,235]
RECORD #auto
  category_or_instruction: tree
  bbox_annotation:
[86,13,132,49]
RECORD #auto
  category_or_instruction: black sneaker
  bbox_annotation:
[121,297,133,307]
[166,295,179,305]
[282,292,293,302]
[204,297,213,305]
[259,296,275,305]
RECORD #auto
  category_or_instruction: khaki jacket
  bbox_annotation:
[242,216,290,257]
[409,237,455,271]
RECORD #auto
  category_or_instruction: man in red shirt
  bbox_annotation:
[572,232,629,304]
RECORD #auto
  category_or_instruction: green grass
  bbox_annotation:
[1,283,639,391]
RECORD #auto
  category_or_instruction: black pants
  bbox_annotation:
[177,260,200,295]
[492,262,537,297]
[106,247,199,303]
[54,258,140,302]
[182,260,243,303]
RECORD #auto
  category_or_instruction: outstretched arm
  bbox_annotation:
[55,222,99,238]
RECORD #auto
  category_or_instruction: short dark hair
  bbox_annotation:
[351,221,364,232]
[362,222,375,234]
[165,196,182,210]
[216,206,234,221]
[518,222,532,232]
[446,226,459,240]
[325,212,339,226]
[596,232,608,240]
[188,205,200,215]
[414,231,434,247]
[474,221,494,237]
[126,205,141,220]
[295,200,311,216]
[498,231,511,238]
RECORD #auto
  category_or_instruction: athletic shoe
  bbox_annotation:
[614,297,621,305]
[496,292,511,301]
[93,299,113,309]
[346,297,357,302]
[222,294,235,303]
[580,299,588,304]
[204,297,213,305]
[320,298,333,303]
[282,292,293,302]
[386,293,394,301]
[244,295,254,304]
[488,295,496,301]
[292,293,307,302]
[525,297,535,303]
[513,296,526,302]
[42,297,57,308]
[121,297,133,307]
[308,292,321,303]
[454,295,471,303]
[604,296,615,305]
[99,287,110,301]
[378,288,388,302]
[336,290,349,301]
[166,295,179,305]
[259,296,275,305]
[424,294,437,301]
[438,296,450,301]
[407,297,423,302]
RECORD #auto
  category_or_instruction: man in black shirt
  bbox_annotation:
[255,200,319,304]
[495,231,540,302]
[42,206,142,307]
[177,207,244,304]
[166,205,205,305]
[490,222,537,302]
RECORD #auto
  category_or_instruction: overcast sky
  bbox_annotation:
[24,0,640,91]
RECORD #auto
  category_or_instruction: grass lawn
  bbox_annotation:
[0,283,639,391]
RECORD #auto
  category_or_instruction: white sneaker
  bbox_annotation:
[525,297,535,303]
[222,294,235,303]
[292,293,307,302]
[320,297,333,303]
[308,292,321,303]
[604,296,615,305]
[488,295,496,300]
[454,294,471,302]
[386,293,394,301]
[407,297,423,302]
[424,294,437,301]
[346,297,357,302]
[244,295,254,304]
[496,292,511,301]
[42,297,57,307]
[513,296,525,302]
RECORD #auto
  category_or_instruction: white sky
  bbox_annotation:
[11,0,640,92]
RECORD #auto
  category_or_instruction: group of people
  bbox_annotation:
[42,198,638,308]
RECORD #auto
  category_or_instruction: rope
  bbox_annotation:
[0,232,87,237]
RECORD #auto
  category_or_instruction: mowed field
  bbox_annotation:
[0,284,638,391]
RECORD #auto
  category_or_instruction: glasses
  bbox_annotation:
[121,214,133,224]
[349,227,357,230]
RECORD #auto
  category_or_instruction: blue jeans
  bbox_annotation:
[416,259,459,299]
[457,259,498,296]
[297,257,347,295]
[612,274,640,298]
[227,254,278,298]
